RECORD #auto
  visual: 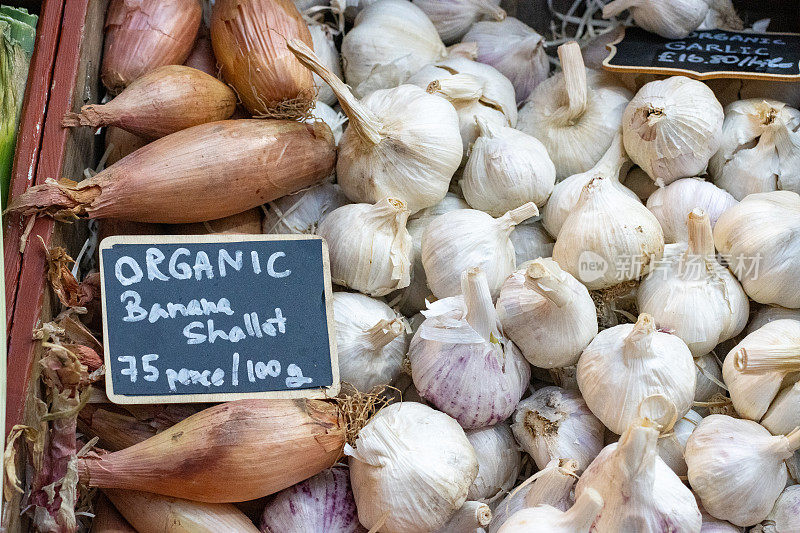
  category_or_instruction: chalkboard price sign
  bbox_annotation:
[603,26,800,81]
[99,234,339,404]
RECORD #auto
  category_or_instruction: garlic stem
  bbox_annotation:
[567,489,604,531]
[468,0,506,21]
[619,424,658,479]
[637,394,678,432]
[523,260,572,308]
[594,133,630,179]
[523,459,578,508]
[556,42,588,125]
[365,318,405,350]
[602,0,641,18]
[463,268,500,344]
[732,345,800,373]
[785,427,800,453]
[288,39,382,146]
[436,501,492,532]
[427,73,484,102]
[497,202,539,233]
[685,208,715,258]
[623,314,657,360]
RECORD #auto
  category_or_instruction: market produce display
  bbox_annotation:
[6,0,800,532]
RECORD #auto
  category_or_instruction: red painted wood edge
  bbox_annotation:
[4,0,65,332]
[6,0,91,434]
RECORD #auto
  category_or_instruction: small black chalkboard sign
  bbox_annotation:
[99,234,339,404]
[604,26,800,81]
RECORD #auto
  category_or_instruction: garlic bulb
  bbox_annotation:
[552,176,664,290]
[465,423,521,503]
[411,0,504,44]
[656,409,702,476]
[517,42,632,180]
[713,191,800,308]
[463,18,549,104]
[577,314,696,434]
[409,268,531,428]
[638,208,749,356]
[306,101,348,145]
[461,118,555,216]
[575,418,702,532]
[701,509,744,533]
[746,305,800,335]
[622,76,724,186]
[541,133,636,239]
[393,194,469,316]
[488,459,578,533]
[646,178,737,243]
[332,292,409,391]
[497,259,597,368]
[752,485,800,533]
[308,22,342,106]
[289,40,462,214]
[263,182,348,234]
[421,203,538,300]
[695,353,725,404]
[498,488,604,533]
[602,0,709,39]
[318,198,412,296]
[721,319,800,422]
[347,402,478,533]
[341,0,446,96]
[762,382,800,436]
[407,57,517,159]
[510,386,605,473]
[708,99,800,200]
[509,219,554,265]
[259,466,365,533]
[685,414,800,527]
[621,166,660,201]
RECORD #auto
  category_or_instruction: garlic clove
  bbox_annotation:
[408,268,531,428]
[332,292,409,392]
[685,414,800,527]
[552,175,664,290]
[318,198,412,297]
[460,117,555,217]
[518,42,632,180]
[646,177,737,244]
[465,423,521,504]
[510,386,605,473]
[623,76,724,186]
[421,202,538,300]
[497,488,603,533]
[576,314,696,435]
[497,259,597,368]
[411,0,504,45]
[713,191,800,308]
[656,409,702,477]
[761,382,800,436]
[603,0,709,39]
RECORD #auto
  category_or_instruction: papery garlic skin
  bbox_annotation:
[721,319,800,422]
[463,18,549,104]
[259,466,365,533]
[421,203,538,300]
[552,176,664,290]
[541,133,636,239]
[656,409,702,476]
[577,314,696,434]
[761,381,800,436]
[461,118,555,216]
[510,386,605,473]
[341,0,446,96]
[746,306,800,335]
[638,209,749,356]
[603,0,709,39]
[708,99,800,200]
[576,419,702,532]
[518,43,632,180]
[465,423,521,503]
[752,485,800,533]
[409,268,531,428]
[713,191,800,308]
[498,488,604,533]
[623,76,723,186]
[412,0,504,44]
[348,402,478,533]
[694,353,725,404]
[308,23,342,106]
[263,182,348,234]
[646,178,737,244]
[497,259,597,368]
[332,292,408,392]
[306,101,347,145]
[685,415,800,527]
[318,198,412,297]
[509,219,554,265]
